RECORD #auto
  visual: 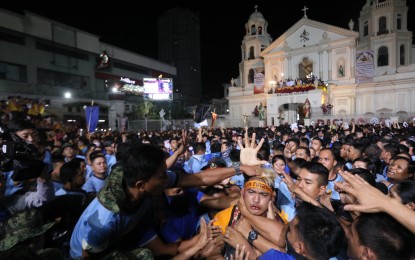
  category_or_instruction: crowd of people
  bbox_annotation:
[0,116,414,259]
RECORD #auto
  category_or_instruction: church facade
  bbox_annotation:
[227,0,415,127]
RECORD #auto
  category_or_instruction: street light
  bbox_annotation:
[64,92,71,98]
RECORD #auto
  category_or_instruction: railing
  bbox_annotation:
[373,0,391,9]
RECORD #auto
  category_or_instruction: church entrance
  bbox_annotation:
[277,103,305,125]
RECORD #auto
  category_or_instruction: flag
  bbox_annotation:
[194,105,211,129]
[86,106,99,133]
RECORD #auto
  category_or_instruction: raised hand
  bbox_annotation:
[239,128,267,166]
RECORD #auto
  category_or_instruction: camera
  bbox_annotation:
[0,124,45,181]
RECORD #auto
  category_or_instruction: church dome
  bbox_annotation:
[249,10,265,22]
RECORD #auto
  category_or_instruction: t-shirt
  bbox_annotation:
[259,249,295,260]
[69,197,156,258]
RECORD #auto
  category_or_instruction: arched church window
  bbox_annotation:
[248,46,255,60]
[258,26,263,35]
[400,45,405,65]
[251,25,256,35]
[299,57,313,79]
[397,14,402,30]
[377,46,388,66]
[363,21,368,36]
[378,16,387,35]
[248,69,255,84]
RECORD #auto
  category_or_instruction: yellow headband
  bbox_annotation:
[244,180,273,194]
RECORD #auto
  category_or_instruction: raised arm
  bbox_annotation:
[178,165,261,188]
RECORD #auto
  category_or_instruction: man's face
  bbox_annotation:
[318,150,336,172]
[15,128,35,143]
[62,146,75,159]
[92,157,107,176]
[340,144,349,159]
[296,168,326,199]
[311,140,322,153]
[243,181,272,216]
[295,148,309,161]
[170,140,178,150]
[347,146,359,161]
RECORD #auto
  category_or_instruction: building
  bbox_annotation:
[0,8,176,129]
[227,0,415,127]
[158,8,202,106]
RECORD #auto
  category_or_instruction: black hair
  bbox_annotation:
[115,142,131,161]
[271,154,286,165]
[295,203,345,259]
[7,119,36,132]
[59,160,82,184]
[394,180,415,205]
[301,161,329,186]
[122,144,166,187]
[354,213,415,259]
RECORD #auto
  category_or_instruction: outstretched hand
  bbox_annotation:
[239,128,268,166]
[335,171,387,213]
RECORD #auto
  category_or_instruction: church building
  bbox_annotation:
[227,0,415,127]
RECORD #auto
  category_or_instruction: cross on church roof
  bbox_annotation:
[302,5,309,18]
[254,5,258,12]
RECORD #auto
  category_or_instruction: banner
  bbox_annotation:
[253,72,265,94]
[356,50,374,83]
[85,106,99,133]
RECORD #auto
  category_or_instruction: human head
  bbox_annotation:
[296,161,329,199]
[347,143,365,162]
[311,138,324,155]
[61,142,76,161]
[389,180,415,210]
[122,144,167,196]
[59,160,86,190]
[287,203,345,259]
[387,156,415,182]
[169,137,179,151]
[91,153,107,177]
[318,148,337,173]
[348,213,415,259]
[295,146,311,161]
[7,119,36,143]
[243,169,275,216]
[272,155,286,173]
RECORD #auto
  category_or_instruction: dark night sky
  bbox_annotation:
[1,1,414,98]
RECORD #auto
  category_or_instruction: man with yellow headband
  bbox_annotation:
[212,171,283,259]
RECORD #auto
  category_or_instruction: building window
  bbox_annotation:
[377,46,388,66]
[248,69,254,84]
[400,45,405,65]
[258,26,263,35]
[0,61,27,82]
[248,46,255,60]
[37,68,90,90]
[378,16,387,35]
[397,14,402,30]
[251,25,256,35]
[363,21,369,36]
[0,29,25,45]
